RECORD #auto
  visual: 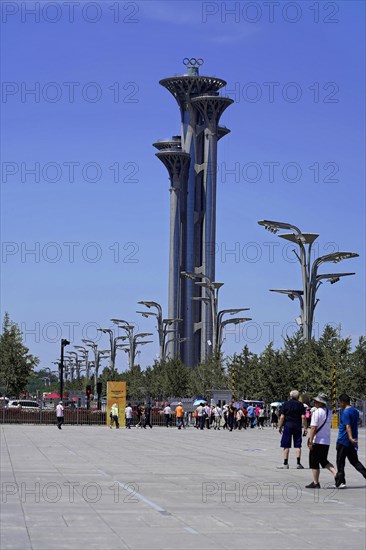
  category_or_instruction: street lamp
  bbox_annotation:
[181,271,250,359]
[74,346,91,383]
[181,271,224,358]
[111,319,153,369]
[137,301,183,361]
[59,338,70,401]
[66,351,82,380]
[217,310,252,353]
[96,328,127,375]
[82,339,110,394]
[258,219,359,341]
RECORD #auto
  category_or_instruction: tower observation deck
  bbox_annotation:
[154,59,233,367]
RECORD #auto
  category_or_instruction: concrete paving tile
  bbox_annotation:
[0,528,32,550]
[119,530,224,550]
[1,425,365,550]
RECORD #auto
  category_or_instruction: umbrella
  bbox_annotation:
[193,399,206,406]
[270,402,283,407]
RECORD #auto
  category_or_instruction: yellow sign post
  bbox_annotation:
[107,381,127,428]
[331,365,339,429]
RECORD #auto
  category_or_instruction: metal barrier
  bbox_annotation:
[0,408,182,427]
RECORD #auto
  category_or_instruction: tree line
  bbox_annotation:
[0,313,365,402]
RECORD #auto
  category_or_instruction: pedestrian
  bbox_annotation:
[213,404,222,430]
[306,393,336,488]
[236,407,244,430]
[258,406,265,429]
[255,404,261,429]
[204,403,211,429]
[56,401,64,430]
[136,404,143,428]
[163,403,172,427]
[193,408,199,428]
[144,402,153,428]
[278,390,307,469]
[227,403,235,431]
[334,393,366,488]
[196,403,204,429]
[247,403,255,428]
[242,407,248,429]
[140,406,145,427]
[125,403,132,429]
[175,402,184,429]
[222,404,229,429]
[110,403,119,429]
[271,407,278,429]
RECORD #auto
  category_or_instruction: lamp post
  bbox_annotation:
[137,301,182,361]
[258,219,358,341]
[59,338,70,401]
[96,328,127,375]
[163,336,188,360]
[181,271,224,358]
[66,351,82,380]
[137,302,163,359]
[182,272,251,358]
[110,320,153,369]
[216,309,251,352]
[82,339,110,394]
[74,346,90,384]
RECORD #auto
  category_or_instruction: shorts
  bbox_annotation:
[280,425,302,448]
[309,444,331,469]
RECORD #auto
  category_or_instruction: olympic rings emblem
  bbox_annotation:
[183,58,204,67]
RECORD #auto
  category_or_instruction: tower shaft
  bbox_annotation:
[155,62,233,366]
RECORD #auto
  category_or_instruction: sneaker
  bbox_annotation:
[277,464,289,469]
[296,464,305,469]
[337,483,347,489]
[305,482,320,489]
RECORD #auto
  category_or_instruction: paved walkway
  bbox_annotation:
[1,424,365,549]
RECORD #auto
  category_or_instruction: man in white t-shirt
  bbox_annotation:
[56,401,64,430]
[213,405,222,430]
[163,404,172,427]
[306,393,337,489]
[125,403,132,429]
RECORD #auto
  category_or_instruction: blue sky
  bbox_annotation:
[1,0,365,372]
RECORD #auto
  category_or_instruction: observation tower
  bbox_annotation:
[154,58,233,366]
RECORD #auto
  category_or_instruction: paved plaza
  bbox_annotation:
[1,424,365,550]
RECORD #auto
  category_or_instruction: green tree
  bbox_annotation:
[26,368,58,395]
[0,312,39,396]
[189,354,228,399]
[345,336,366,398]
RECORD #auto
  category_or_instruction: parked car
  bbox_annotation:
[8,400,41,411]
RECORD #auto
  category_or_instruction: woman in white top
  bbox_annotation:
[306,393,337,489]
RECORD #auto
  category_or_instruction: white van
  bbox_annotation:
[8,400,41,411]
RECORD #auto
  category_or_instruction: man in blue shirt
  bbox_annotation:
[247,403,255,428]
[335,393,366,488]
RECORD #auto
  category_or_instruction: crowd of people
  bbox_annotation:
[191,402,278,431]
[56,390,366,489]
